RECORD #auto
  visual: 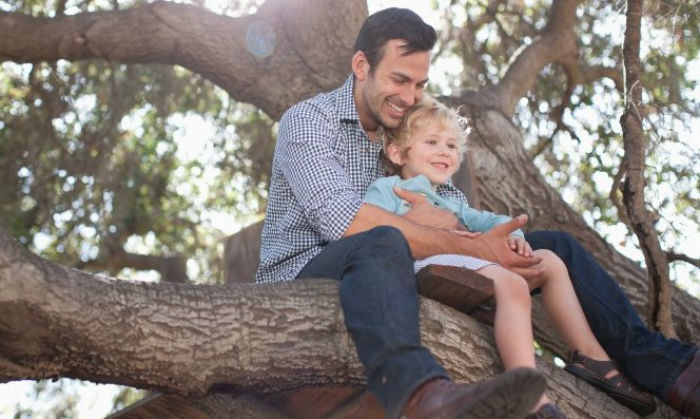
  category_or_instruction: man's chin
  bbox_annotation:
[380,116,403,129]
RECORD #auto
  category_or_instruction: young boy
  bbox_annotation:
[364,96,656,418]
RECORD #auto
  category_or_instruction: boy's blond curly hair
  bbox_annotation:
[381,95,470,176]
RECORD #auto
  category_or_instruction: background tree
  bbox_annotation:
[0,0,698,417]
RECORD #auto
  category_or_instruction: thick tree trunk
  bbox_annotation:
[0,229,677,418]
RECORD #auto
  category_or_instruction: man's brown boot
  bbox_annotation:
[666,350,700,419]
[400,367,546,419]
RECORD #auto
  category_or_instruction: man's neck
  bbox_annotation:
[365,125,383,142]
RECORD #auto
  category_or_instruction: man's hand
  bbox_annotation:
[394,187,461,230]
[460,214,543,277]
[507,235,534,258]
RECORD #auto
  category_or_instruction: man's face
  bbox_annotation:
[355,40,430,131]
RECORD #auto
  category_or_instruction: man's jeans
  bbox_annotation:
[526,230,698,399]
[296,226,447,417]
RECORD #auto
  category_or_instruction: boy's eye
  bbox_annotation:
[448,144,457,149]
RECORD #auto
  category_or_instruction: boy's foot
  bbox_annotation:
[400,367,546,419]
[524,403,567,419]
[564,350,656,415]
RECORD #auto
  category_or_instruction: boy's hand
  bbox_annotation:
[394,187,460,230]
[468,214,543,278]
[507,235,533,258]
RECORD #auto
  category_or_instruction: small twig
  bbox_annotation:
[666,251,700,269]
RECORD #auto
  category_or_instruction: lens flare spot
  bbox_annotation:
[246,20,276,58]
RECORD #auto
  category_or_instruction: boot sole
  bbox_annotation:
[457,367,546,419]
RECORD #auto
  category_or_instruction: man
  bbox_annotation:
[256,8,546,419]
[257,7,699,419]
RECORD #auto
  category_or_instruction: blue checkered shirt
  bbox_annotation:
[255,75,468,283]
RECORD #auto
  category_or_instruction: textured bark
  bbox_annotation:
[617,0,676,337]
[0,0,364,118]
[0,229,674,418]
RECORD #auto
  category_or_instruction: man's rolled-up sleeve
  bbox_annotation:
[277,106,363,242]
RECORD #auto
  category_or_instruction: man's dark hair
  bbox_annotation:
[353,8,437,73]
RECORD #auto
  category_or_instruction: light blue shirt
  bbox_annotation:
[364,175,524,237]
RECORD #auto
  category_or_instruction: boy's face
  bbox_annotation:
[353,39,430,132]
[388,120,460,186]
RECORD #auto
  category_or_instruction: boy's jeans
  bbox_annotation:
[526,230,698,399]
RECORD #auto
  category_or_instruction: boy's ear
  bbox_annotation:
[386,143,405,167]
[352,51,370,81]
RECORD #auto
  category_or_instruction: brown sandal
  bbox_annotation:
[564,351,656,415]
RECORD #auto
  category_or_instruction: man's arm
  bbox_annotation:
[277,106,365,243]
[344,204,542,273]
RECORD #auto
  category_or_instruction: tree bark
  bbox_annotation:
[0,229,675,418]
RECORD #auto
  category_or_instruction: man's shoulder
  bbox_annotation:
[282,81,349,124]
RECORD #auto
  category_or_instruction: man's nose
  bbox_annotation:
[399,85,420,107]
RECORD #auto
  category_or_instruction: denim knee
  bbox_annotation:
[360,226,413,259]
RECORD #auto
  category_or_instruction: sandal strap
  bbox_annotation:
[569,350,618,377]
[569,351,643,392]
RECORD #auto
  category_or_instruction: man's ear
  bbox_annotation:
[386,143,405,167]
[352,51,370,81]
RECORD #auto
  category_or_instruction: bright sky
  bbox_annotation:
[1,0,698,418]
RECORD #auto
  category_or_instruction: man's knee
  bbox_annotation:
[527,230,579,258]
[359,226,412,257]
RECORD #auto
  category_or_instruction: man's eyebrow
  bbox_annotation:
[389,72,429,85]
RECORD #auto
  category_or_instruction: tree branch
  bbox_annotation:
[0,227,657,418]
[618,0,676,337]
[489,0,581,116]
[0,0,366,118]
[667,251,700,269]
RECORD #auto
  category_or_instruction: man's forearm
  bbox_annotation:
[344,205,541,272]
[343,204,478,259]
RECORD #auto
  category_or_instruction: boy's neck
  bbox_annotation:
[399,173,440,191]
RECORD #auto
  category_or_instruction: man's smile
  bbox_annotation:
[386,99,407,116]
